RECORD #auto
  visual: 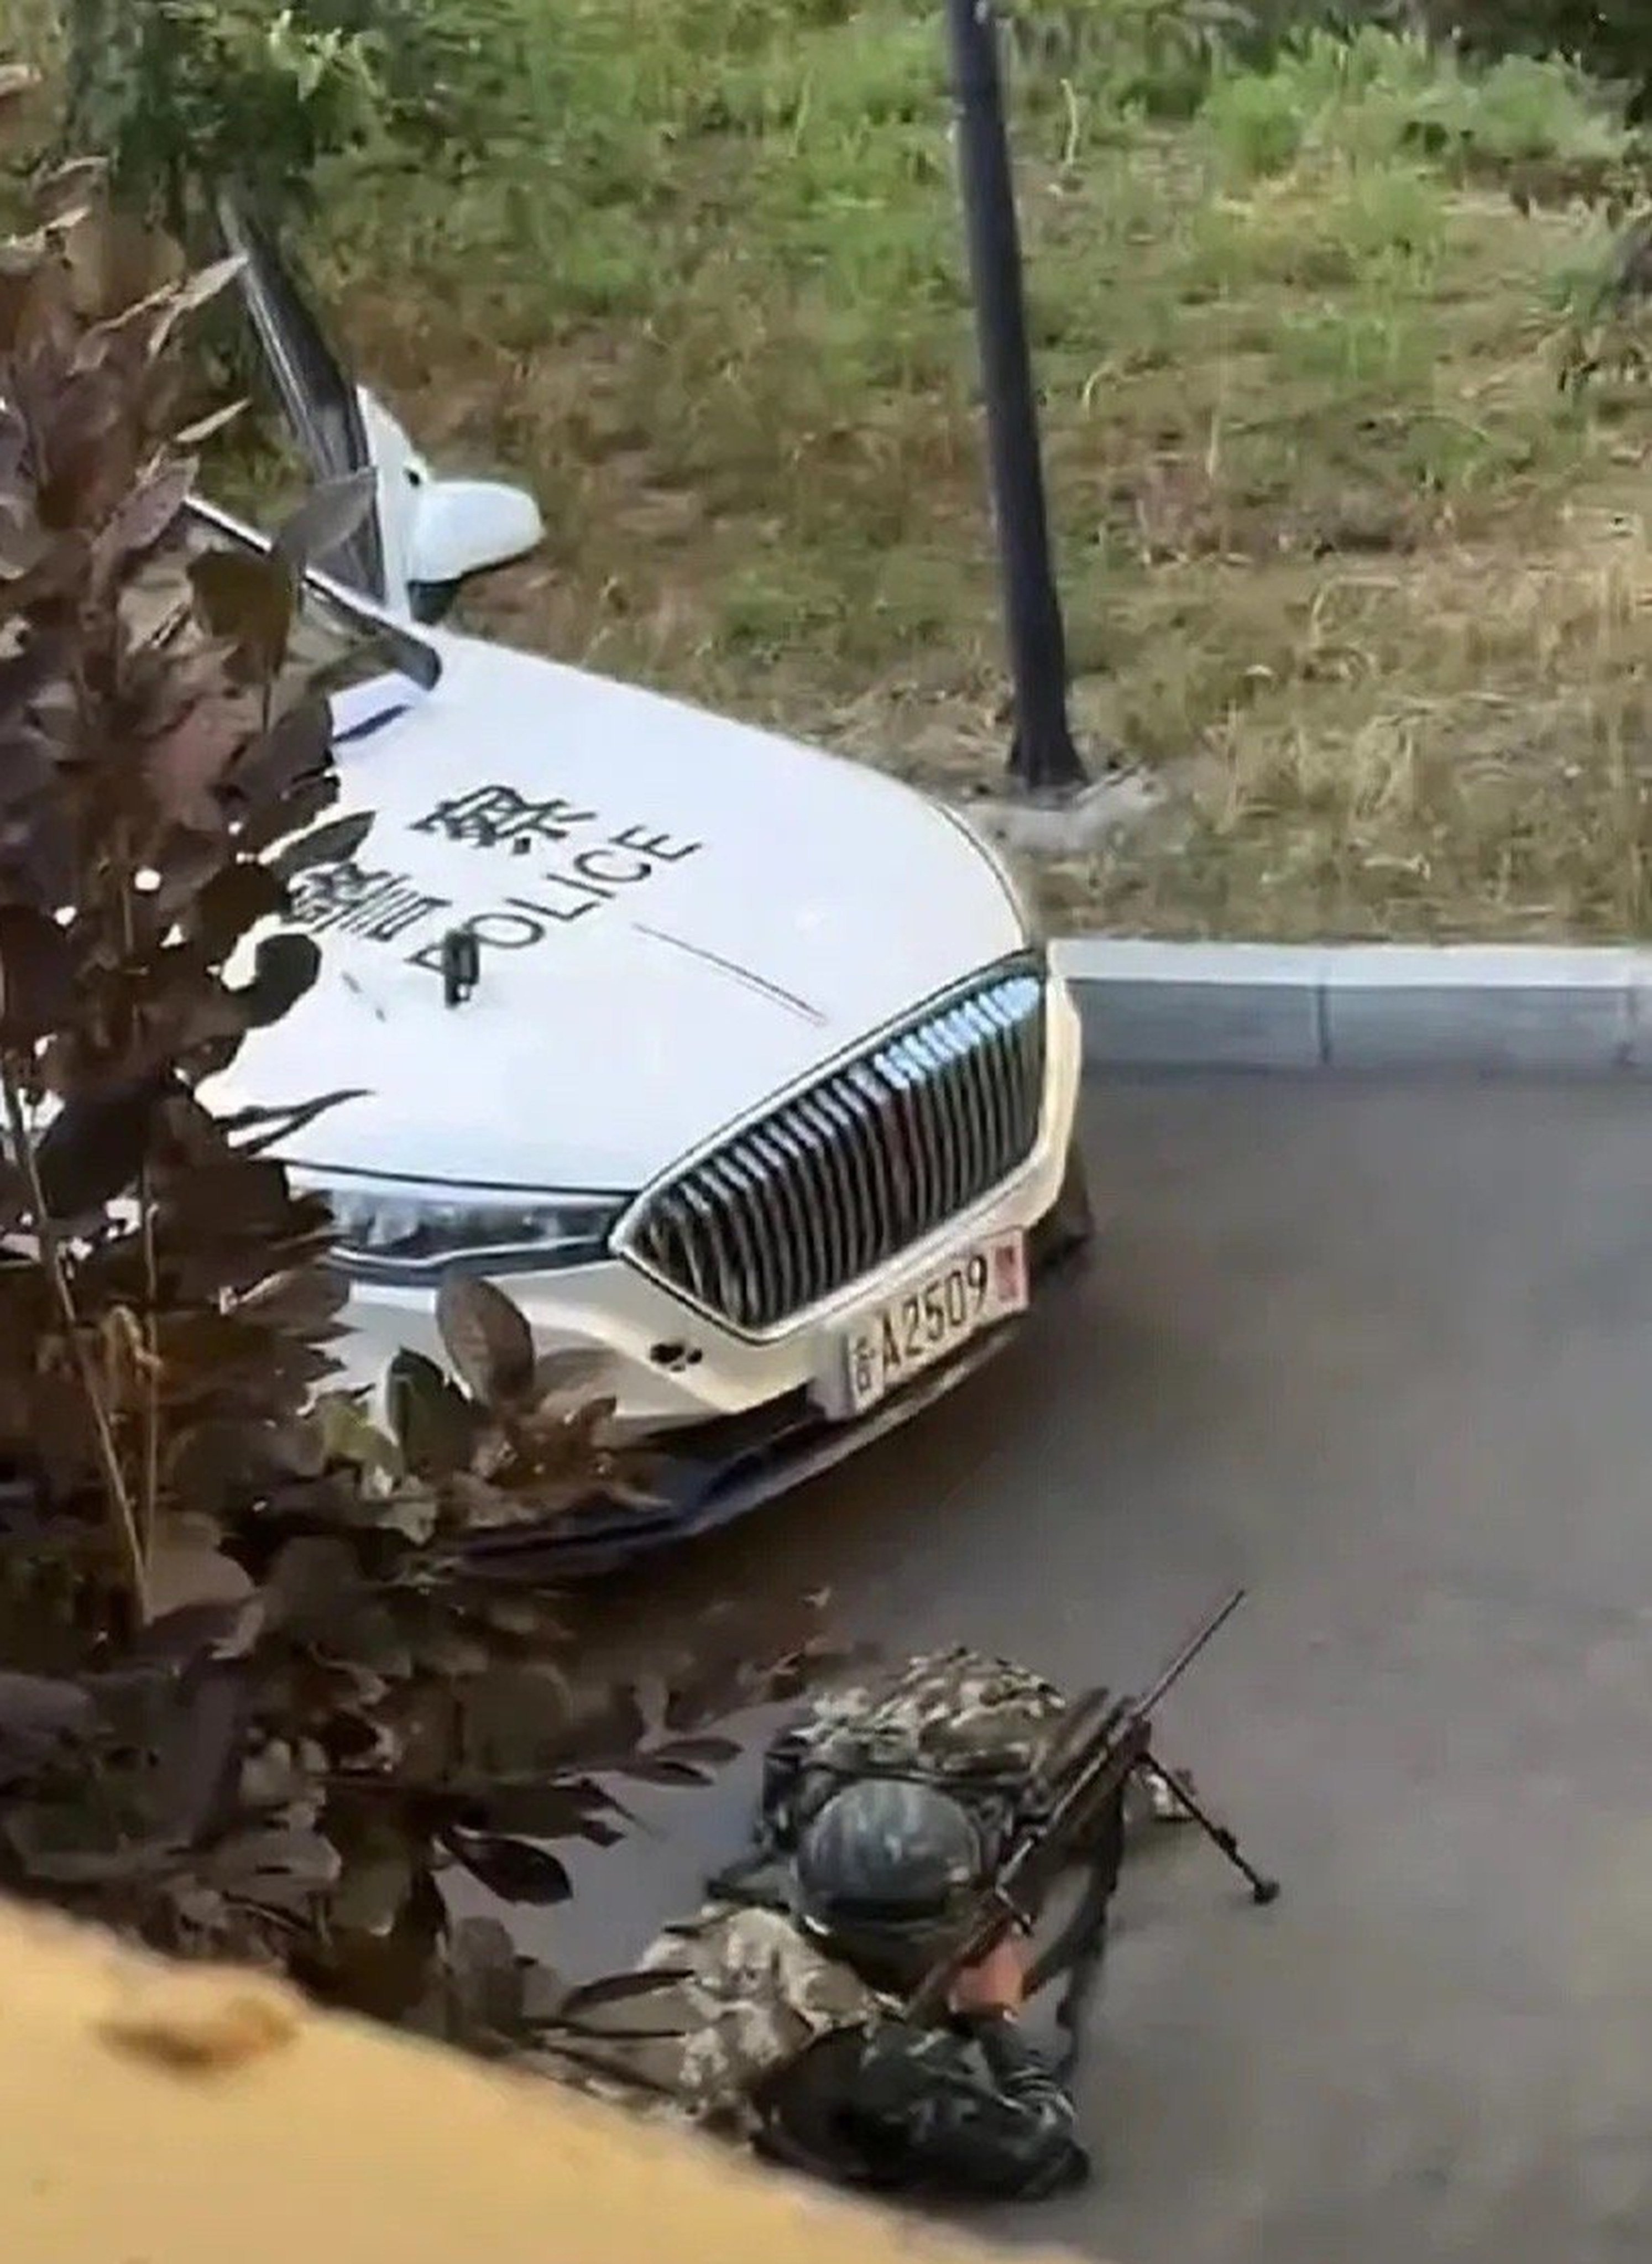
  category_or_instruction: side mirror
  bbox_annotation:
[405,478,545,624]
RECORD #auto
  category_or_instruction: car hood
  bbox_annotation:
[205,632,1026,1190]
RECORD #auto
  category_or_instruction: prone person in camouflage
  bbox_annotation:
[714,1643,1193,1918]
[530,1776,1090,2201]
[528,1650,1191,2201]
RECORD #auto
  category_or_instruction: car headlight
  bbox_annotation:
[297,1177,629,1283]
[942,808,1045,945]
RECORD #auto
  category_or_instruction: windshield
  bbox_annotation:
[215,195,388,604]
[130,495,442,701]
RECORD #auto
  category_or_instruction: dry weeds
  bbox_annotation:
[22,3,1652,940]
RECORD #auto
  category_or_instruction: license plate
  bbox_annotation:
[827,1232,1028,1420]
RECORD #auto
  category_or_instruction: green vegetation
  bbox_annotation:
[14,2,1652,939]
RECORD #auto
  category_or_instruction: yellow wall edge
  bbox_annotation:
[2,1895,1094,2264]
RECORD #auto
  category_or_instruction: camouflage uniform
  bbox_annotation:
[718,1644,1185,1914]
[527,1648,1182,2199]
[756,1646,1073,1867]
[531,1900,1088,2200]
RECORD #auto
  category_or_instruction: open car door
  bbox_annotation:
[217,194,543,622]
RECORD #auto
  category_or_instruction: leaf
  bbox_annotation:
[577,1816,626,1849]
[0,1671,96,1758]
[231,931,321,1030]
[0,261,51,377]
[437,1276,535,1408]
[261,1535,359,1640]
[316,1392,401,1479]
[554,1969,692,2024]
[656,1606,849,1732]
[268,809,375,883]
[189,860,286,960]
[653,1735,742,1768]
[530,1393,621,1459]
[234,765,339,859]
[134,1598,263,1665]
[136,830,222,927]
[145,689,249,825]
[0,631,69,730]
[376,1486,440,1544]
[149,254,247,355]
[272,470,378,577]
[144,1667,253,1844]
[620,1756,715,1789]
[0,505,57,592]
[386,1348,479,1479]
[444,1470,568,1531]
[411,1620,492,1677]
[2,1805,172,1886]
[165,1418,297,1514]
[164,1155,292,1236]
[148,1520,256,1618]
[455,1777,630,1847]
[464,1589,564,1642]
[232,693,331,813]
[527,1348,617,1420]
[173,398,247,451]
[35,1080,163,1219]
[220,1088,368,1158]
[234,1264,350,1334]
[60,201,181,323]
[206,1826,342,1916]
[95,455,195,573]
[443,1831,573,1906]
[25,1368,104,1494]
[33,160,110,224]
[0,905,73,1043]
[517,1960,573,2027]
[443,1916,529,2042]
[189,549,294,682]
[0,65,40,124]
[331,1844,413,1938]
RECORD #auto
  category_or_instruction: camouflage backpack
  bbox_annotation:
[754,1645,1071,1869]
[529,1902,887,2134]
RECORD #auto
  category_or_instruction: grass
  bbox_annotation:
[17,2,1652,939]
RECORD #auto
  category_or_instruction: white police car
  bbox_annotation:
[203,205,1091,1564]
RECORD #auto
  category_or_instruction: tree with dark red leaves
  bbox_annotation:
[0,100,843,2048]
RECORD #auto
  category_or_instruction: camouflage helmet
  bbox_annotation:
[793,1777,986,1990]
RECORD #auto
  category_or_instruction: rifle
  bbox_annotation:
[905,1586,1279,2036]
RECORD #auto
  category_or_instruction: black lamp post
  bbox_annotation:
[944,0,1087,796]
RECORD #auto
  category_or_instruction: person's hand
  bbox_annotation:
[949,1936,1027,2017]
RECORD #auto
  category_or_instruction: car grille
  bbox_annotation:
[623,960,1047,1333]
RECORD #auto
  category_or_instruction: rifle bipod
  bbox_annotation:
[1024,1756,1278,2004]
[1137,1754,1280,1906]
[906,1586,1279,2059]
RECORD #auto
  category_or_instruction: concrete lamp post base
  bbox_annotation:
[958,770,1163,856]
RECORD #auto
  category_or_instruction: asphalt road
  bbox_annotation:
[489,1074,1652,2264]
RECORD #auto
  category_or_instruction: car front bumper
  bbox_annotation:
[326,967,1086,1560]
[459,1174,1090,1576]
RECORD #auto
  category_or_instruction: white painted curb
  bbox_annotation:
[1053,939,1652,1074]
